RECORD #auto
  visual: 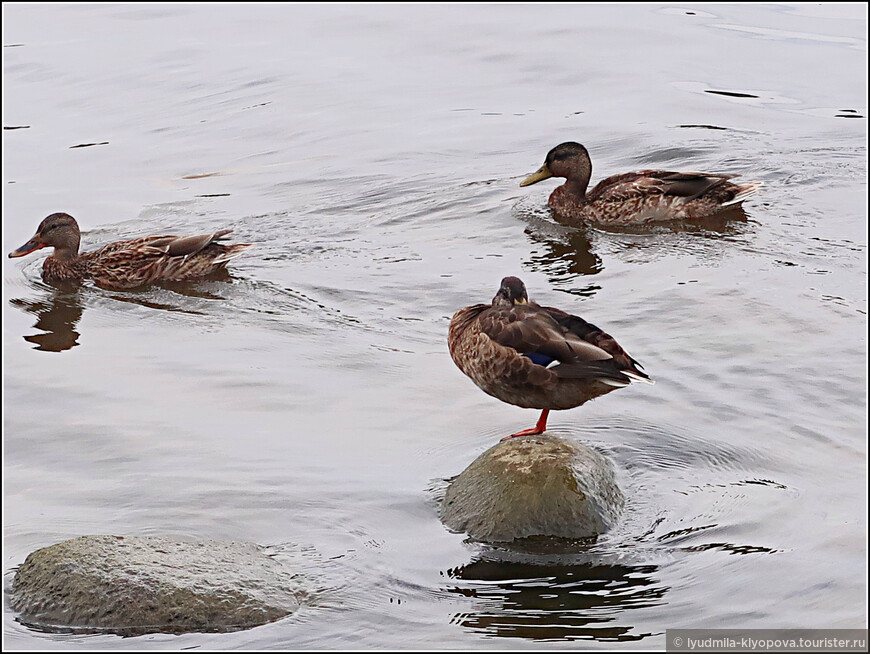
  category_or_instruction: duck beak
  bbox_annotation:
[8,234,46,258]
[520,164,553,187]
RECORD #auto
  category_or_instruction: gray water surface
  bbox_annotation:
[3,3,867,649]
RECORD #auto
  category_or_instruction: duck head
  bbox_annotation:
[9,213,81,260]
[520,142,592,187]
[493,276,529,306]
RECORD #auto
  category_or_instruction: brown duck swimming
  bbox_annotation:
[520,141,761,225]
[448,276,652,440]
[8,213,251,290]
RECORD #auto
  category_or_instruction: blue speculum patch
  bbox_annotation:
[524,352,555,367]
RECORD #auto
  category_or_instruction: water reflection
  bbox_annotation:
[9,285,83,352]
[444,557,667,642]
[8,274,235,353]
[524,223,604,283]
[515,199,751,292]
[517,201,754,294]
[573,205,752,236]
[515,205,605,293]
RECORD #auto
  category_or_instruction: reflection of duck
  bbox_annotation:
[448,277,651,440]
[523,224,604,287]
[511,198,603,294]
[520,142,761,225]
[8,213,251,290]
[9,288,84,352]
[445,558,667,642]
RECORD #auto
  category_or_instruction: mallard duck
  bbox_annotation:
[520,141,761,225]
[448,276,652,440]
[8,212,251,290]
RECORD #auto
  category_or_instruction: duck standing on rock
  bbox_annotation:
[448,276,652,440]
[8,212,251,290]
[520,141,761,225]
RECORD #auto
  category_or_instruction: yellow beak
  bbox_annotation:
[520,164,553,187]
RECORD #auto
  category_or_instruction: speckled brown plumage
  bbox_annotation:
[521,142,761,225]
[448,276,651,438]
[9,213,251,290]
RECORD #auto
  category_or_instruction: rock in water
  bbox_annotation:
[440,435,624,543]
[8,535,303,635]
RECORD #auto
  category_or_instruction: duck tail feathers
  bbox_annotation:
[213,243,253,265]
[623,369,655,385]
[723,181,763,207]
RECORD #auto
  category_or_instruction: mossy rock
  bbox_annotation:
[440,435,624,543]
[8,535,303,636]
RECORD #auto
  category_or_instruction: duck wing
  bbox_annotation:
[478,303,635,383]
[139,229,235,257]
[541,305,650,381]
[91,230,236,263]
[588,170,733,203]
[84,230,244,289]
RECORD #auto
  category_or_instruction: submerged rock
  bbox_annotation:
[440,435,624,543]
[8,535,303,636]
